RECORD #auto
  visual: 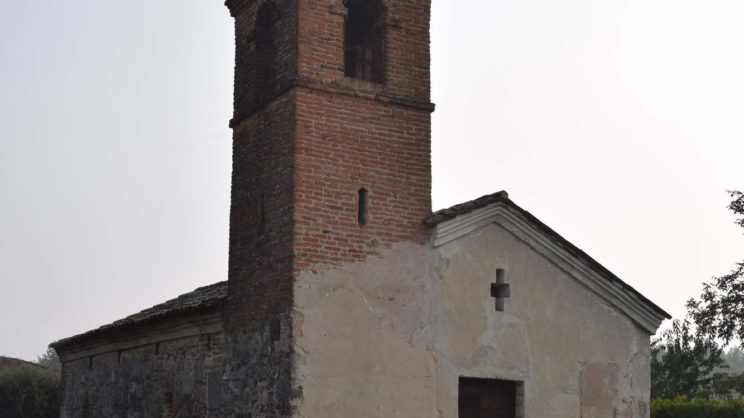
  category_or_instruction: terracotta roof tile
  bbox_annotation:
[51,281,227,349]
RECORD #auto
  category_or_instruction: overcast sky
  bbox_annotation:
[1,0,743,361]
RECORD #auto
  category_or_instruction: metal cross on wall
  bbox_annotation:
[491,269,511,312]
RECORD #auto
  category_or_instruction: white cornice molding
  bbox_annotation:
[431,203,667,334]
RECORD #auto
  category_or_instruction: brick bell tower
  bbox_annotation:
[222,0,432,413]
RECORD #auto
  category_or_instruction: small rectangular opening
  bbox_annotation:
[257,193,267,236]
[459,377,524,418]
[358,188,368,226]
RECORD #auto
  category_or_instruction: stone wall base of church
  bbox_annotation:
[59,329,225,418]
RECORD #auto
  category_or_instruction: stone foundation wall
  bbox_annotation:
[59,331,224,418]
[222,312,298,417]
[57,313,298,418]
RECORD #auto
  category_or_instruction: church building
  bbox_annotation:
[51,0,670,416]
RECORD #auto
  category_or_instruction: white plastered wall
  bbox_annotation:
[293,222,653,418]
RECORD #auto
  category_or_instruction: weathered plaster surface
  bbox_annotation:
[294,222,652,418]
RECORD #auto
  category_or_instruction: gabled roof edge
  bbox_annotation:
[50,281,227,351]
[426,191,671,333]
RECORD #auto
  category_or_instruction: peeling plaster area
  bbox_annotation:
[294,223,651,418]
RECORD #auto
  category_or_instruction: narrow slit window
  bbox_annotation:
[358,188,368,226]
[255,1,275,102]
[257,193,266,236]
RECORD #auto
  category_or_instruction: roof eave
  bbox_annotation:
[426,192,671,333]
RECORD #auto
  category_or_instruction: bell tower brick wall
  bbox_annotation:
[223,2,300,415]
[225,0,432,300]
[223,0,432,414]
[225,0,432,322]
[292,0,433,267]
[293,88,432,269]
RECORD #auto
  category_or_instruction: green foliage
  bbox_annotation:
[730,190,744,229]
[0,367,60,418]
[35,348,61,372]
[688,261,744,344]
[652,319,726,399]
[651,397,744,418]
[688,190,744,344]
[651,190,744,406]
[712,372,744,400]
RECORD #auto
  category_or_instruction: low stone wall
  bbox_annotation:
[60,331,224,418]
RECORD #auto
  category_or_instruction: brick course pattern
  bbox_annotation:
[227,0,433,280]
[293,87,431,269]
[224,0,433,414]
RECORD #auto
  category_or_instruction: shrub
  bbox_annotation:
[0,368,60,418]
[651,397,744,418]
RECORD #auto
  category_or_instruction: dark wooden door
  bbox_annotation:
[459,378,517,418]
